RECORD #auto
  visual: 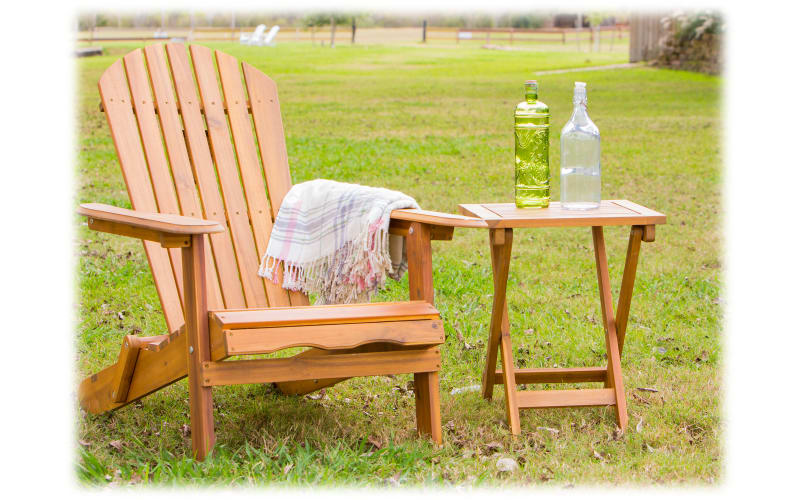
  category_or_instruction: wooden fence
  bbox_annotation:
[426,26,628,51]
[77,25,357,44]
[629,13,668,62]
[76,25,629,50]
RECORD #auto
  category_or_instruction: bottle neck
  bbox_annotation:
[570,90,589,122]
[525,84,538,103]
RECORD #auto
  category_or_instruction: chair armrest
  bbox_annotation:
[389,209,487,241]
[78,203,225,248]
[390,209,488,228]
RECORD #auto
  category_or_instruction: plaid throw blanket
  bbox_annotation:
[258,179,419,304]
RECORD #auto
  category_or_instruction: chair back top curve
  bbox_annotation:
[98,43,308,333]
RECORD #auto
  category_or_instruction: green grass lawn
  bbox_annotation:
[75,42,721,486]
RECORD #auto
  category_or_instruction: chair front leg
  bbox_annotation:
[182,234,215,460]
[407,222,443,444]
[414,371,442,444]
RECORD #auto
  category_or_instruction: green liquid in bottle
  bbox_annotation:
[515,80,550,208]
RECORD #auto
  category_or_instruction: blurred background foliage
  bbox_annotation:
[76,10,625,31]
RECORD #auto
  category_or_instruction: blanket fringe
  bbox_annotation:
[258,224,403,304]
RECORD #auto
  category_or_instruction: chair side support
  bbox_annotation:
[182,234,216,460]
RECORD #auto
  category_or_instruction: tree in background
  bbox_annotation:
[303,12,352,27]
[509,14,546,29]
[656,11,723,74]
[76,10,626,31]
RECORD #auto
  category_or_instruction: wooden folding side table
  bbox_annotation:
[458,200,666,434]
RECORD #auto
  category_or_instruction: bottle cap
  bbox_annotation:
[525,80,537,84]
[575,81,586,88]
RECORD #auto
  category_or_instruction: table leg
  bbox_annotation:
[591,226,629,431]
[481,228,521,434]
[615,226,644,355]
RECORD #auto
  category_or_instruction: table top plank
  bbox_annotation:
[457,200,665,228]
[457,204,503,222]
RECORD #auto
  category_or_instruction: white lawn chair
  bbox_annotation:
[262,25,280,46]
[240,24,267,45]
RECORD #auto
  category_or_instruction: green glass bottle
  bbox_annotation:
[514,80,550,208]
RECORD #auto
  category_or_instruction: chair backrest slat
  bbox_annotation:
[165,43,248,309]
[122,50,187,311]
[141,45,224,310]
[97,60,184,332]
[99,44,311,323]
[242,62,293,215]
[243,62,309,306]
[188,44,268,308]
[216,50,290,307]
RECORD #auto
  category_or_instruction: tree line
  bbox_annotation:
[77,11,626,31]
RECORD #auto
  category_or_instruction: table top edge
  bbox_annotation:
[457,200,666,227]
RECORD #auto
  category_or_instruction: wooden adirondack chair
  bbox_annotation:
[77,44,488,460]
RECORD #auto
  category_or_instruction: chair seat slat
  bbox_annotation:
[212,301,440,329]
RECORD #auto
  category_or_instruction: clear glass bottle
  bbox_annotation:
[560,82,601,210]
[515,80,550,208]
